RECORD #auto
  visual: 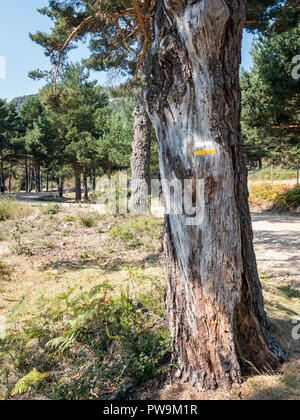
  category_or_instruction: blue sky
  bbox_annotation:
[0,0,255,101]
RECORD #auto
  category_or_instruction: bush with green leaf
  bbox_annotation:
[77,212,99,228]
[249,183,300,213]
[45,204,60,215]
[0,275,171,399]
[109,218,162,249]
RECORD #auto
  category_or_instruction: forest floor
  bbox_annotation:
[0,199,299,400]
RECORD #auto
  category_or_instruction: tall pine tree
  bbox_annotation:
[241,23,300,166]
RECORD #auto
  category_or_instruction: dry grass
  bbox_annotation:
[0,199,32,222]
[0,202,299,400]
[249,182,300,214]
[0,204,163,315]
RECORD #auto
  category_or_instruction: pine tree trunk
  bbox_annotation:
[0,149,4,189]
[29,167,33,192]
[145,0,285,390]
[57,178,64,198]
[8,157,12,193]
[74,165,82,201]
[129,92,152,213]
[107,161,112,180]
[92,169,96,192]
[34,167,37,192]
[46,172,49,193]
[40,170,43,192]
[25,157,29,193]
[83,168,89,201]
[35,164,41,193]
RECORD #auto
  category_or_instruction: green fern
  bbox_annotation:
[11,369,48,395]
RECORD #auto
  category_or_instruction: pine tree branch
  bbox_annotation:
[245,0,300,25]
[54,15,94,85]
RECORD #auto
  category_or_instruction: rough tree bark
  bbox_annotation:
[129,92,152,213]
[129,31,152,214]
[145,0,285,389]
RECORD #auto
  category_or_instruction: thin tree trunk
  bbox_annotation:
[0,149,4,190]
[35,167,38,192]
[34,167,37,192]
[35,164,41,193]
[74,165,82,201]
[29,166,33,192]
[107,161,112,180]
[83,168,89,201]
[57,178,64,198]
[92,168,96,192]
[145,0,285,390]
[129,92,152,213]
[40,170,43,192]
[25,157,29,193]
[8,157,12,193]
[46,172,49,193]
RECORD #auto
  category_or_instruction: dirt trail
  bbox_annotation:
[4,191,58,205]
[252,213,300,289]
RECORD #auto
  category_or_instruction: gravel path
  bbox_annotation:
[252,213,300,289]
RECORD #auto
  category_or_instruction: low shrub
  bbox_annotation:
[249,183,300,213]
[274,186,300,211]
[109,218,162,249]
[277,286,300,299]
[45,204,60,215]
[64,215,74,222]
[0,277,171,400]
[0,199,31,221]
[77,212,99,228]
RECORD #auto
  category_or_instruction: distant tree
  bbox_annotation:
[241,23,300,166]
[0,101,22,191]
[4,104,22,192]
[0,100,10,190]
[19,96,44,130]
[40,62,109,200]
[30,0,153,211]
[96,98,134,177]
[19,97,46,192]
